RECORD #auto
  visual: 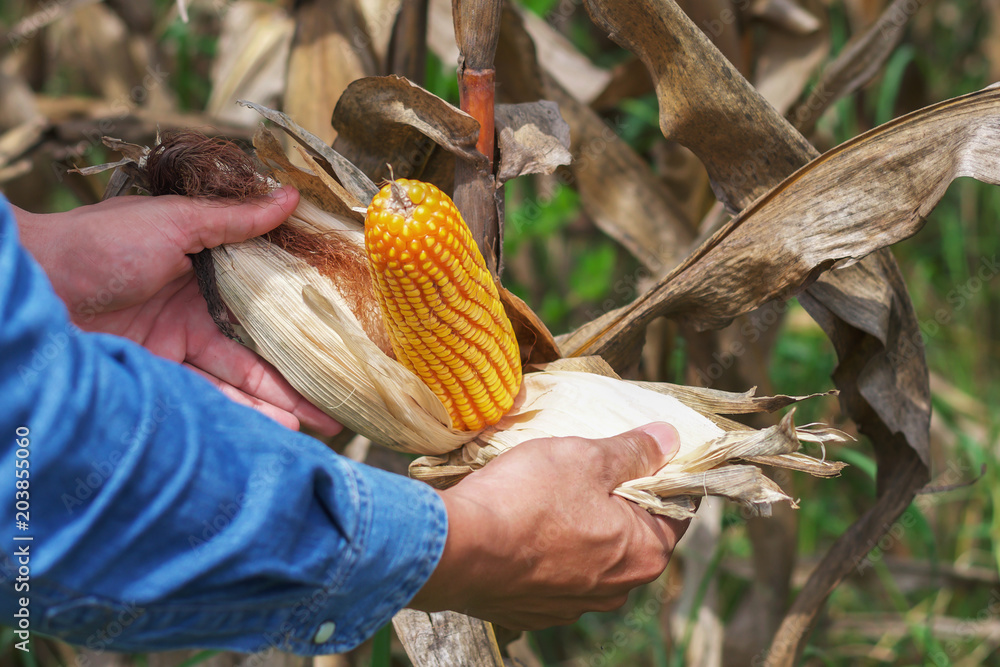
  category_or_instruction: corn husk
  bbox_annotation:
[217,228,848,515]
[87,112,848,517]
[203,118,850,517]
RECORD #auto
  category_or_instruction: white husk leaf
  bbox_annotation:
[213,238,473,455]
[408,371,846,517]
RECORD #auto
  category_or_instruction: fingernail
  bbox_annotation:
[639,422,680,458]
[266,185,294,205]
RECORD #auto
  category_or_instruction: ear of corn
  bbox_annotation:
[365,178,522,431]
[200,125,846,517]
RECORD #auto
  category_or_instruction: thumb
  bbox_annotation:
[590,422,680,488]
[179,185,300,252]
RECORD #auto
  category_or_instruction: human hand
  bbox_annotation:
[14,187,341,436]
[409,423,688,629]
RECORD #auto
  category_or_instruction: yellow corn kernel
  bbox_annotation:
[365,178,522,431]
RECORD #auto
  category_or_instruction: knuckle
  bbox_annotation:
[576,441,606,467]
[638,553,669,584]
[595,595,629,613]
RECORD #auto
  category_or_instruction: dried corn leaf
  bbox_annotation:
[574,3,933,662]
[330,75,486,185]
[559,83,1000,390]
[798,251,931,472]
[284,0,377,147]
[494,101,572,185]
[574,0,928,480]
[581,0,815,210]
[207,2,294,128]
[790,0,918,134]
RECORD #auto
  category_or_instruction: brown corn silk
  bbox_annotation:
[143,132,392,355]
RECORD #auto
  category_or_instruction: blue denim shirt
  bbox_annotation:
[0,197,447,656]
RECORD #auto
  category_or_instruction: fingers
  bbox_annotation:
[631,504,689,552]
[585,422,681,488]
[184,334,343,437]
[175,185,300,253]
[185,364,303,431]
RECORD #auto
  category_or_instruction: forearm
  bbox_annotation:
[0,199,446,655]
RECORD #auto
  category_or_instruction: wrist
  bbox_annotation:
[408,487,499,614]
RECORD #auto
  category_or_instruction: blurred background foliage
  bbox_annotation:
[1,0,999,665]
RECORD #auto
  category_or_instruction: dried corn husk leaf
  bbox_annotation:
[239,99,379,204]
[743,452,846,477]
[538,355,837,416]
[617,466,793,518]
[253,125,363,221]
[633,382,837,416]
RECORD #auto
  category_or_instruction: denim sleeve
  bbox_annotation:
[0,197,447,656]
